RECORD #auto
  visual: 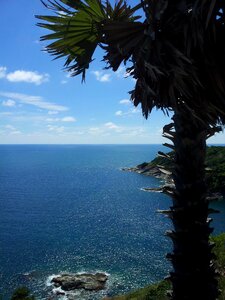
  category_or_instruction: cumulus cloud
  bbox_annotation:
[2,99,16,107]
[46,116,76,123]
[92,71,111,82]
[87,123,148,138]
[6,70,49,85]
[115,108,140,117]
[0,92,68,112]
[115,110,123,116]
[120,127,146,137]
[104,122,119,129]
[61,116,76,122]
[48,110,59,115]
[0,66,49,85]
[46,118,59,122]
[119,99,130,105]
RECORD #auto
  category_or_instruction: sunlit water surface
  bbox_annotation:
[0,145,224,299]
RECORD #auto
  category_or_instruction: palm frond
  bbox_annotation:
[128,0,225,124]
[102,21,146,71]
[36,0,142,81]
[37,0,108,81]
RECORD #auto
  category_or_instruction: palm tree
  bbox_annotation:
[36,1,225,299]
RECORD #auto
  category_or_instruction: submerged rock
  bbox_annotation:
[51,272,108,291]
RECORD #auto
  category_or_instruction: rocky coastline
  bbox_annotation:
[122,162,224,202]
[49,272,108,297]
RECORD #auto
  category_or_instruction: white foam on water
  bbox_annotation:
[46,274,61,287]
[75,270,110,276]
[53,287,82,300]
[52,286,67,299]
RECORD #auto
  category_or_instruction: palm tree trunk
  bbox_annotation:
[165,108,219,300]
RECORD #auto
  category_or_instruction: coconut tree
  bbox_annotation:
[36,1,225,299]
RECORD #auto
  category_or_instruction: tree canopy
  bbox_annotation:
[37,0,225,124]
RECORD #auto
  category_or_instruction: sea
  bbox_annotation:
[0,144,225,300]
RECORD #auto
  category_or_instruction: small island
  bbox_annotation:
[122,146,225,201]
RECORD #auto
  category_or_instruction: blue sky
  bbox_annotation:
[0,0,224,144]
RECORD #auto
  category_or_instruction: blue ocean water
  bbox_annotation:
[0,144,224,300]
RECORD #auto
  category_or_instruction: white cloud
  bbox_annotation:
[119,99,130,105]
[0,66,49,85]
[47,125,65,133]
[4,124,22,135]
[115,107,141,117]
[104,122,119,129]
[48,110,59,115]
[115,110,123,116]
[10,130,22,135]
[88,123,122,136]
[0,92,68,112]
[2,99,16,107]
[100,74,111,82]
[61,116,76,122]
[46,118,59,122]
[92,71,111,82]
[0,67,7,79]
[0,112,13,116]
[5,124,16,130]
[6,70,49,85]
[121,127,146,137]
[130,108,140,114]
[89,127,100,131]
[61,80,67,84]
[46,116,76,123]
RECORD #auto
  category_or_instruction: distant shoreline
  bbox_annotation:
[122,146,225,202]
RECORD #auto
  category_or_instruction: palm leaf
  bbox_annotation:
[37,0,108,80]
[37,0,142,81]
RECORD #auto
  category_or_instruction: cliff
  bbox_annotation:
[122,146,225,200]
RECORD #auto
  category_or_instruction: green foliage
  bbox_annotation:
[212,234,225,300]
[105,280,170,300]
[211,233,225,275]
[205,147,225,193]
[10,287,35,300]
[147,146,225,194]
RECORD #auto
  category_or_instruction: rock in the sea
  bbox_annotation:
[51,272,108,291]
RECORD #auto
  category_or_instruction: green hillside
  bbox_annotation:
[141,146,225,194]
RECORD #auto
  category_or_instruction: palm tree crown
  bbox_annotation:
[37,0,225,124]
